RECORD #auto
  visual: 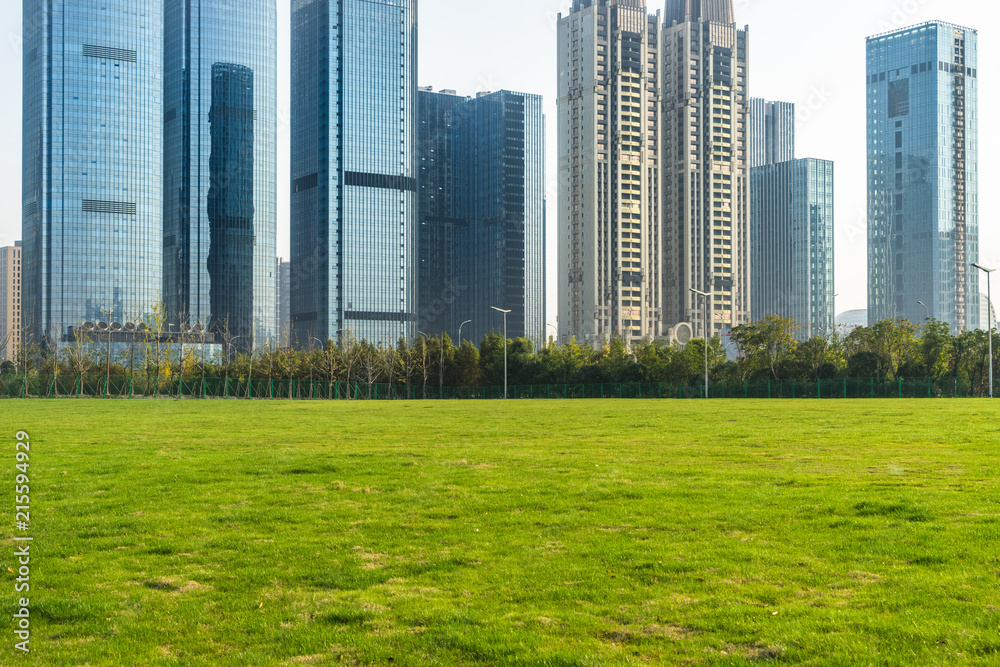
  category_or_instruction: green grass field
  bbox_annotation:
[3,399,1000,666]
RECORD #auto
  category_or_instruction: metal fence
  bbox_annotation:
[0,374,988,400]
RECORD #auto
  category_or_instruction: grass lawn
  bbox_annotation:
[3,398,1000,665]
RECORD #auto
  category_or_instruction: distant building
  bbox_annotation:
[277,259,291,343]
[23,0,164,344]
[866,21,979,331]
[751,159,835,340]
[749,99,795,169]
[980,294,995,332]
[163,1,277,349]
[291,0,418,347]
[0,242,22,363]
[557,0,663,344]
[662,0,750,338]
[836,309,869,336]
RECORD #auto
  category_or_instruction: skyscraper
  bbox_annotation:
[0,242,22,363]
[662,0,750,337]
[23,0,163,344]
[291,0,418,347]
[163,1,277,349]
[866,21,978,330]
[749,98,794,169]
[451,91,546,349]
[750,159,835,340]
[417,87,471,342]
[558,0,663,344]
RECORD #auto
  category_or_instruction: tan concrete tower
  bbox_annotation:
[558,0,663,344]
[662,0,750,337]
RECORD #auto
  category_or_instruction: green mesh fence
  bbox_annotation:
[0,375,986,400]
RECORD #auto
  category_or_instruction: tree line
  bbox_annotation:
[2,315,996,392]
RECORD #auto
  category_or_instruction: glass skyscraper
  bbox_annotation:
[750,159,835,340]
[291,0,418,347]
[416,87,471,342]
[23,0,163,343]
[450,91,546,349]
[163,1,277,349]
[866,21,979,330]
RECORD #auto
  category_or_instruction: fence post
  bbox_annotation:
[792,379,796,399]
[767,380,771,399]
[898,377,903,399]
[870,378,874,399]
[844,378,847,399]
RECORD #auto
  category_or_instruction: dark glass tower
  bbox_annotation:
[22,0,163,343]
[416,88,471,341]
[866,21,979,330]
[163,1,277,348]
[291,0,418,347]
[450,91,546,349]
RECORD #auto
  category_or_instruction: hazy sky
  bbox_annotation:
[0,0,993,320]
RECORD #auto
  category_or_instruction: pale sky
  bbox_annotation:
[0,0,994,322]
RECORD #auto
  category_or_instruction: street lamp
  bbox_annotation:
[546,322,557,348]
[459,320,472,347]
[973,263,995,398]
[917,301,930,322]
[689,289,712,399]
[491,306,511,399]
[310,337,325,390]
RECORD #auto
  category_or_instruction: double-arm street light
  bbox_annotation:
[973,263,995,398]
[491,306,511,399]
[689,289,712,399]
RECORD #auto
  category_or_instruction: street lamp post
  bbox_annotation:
[491,306,511,399]
[973,263,995,398]
[689,289,712,399]
[917,300,930,322]
[546,322,557,348]
[459,320,472,347]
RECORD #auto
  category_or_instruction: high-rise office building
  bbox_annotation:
[558,0,663,344]
[416,87,471,342]
[276,258,291,343]
[0,242,22,363]
[866,21,979,330]
[979,294,995,333]
[750,159,835,340]
[749,98,794,169]
[451,90,546,349]
[662,0,750,337]
[163,2,277,349]
[23,0,163,344]
[291,0,418,347]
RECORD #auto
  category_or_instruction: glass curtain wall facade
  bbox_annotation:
[23,0,163,344]
[416,87,471,342]
[558,0,663,345]
[291,0,418,347]
[662,0,750,338]
[451,91,546,349]
[163,1,277,350]
[866,21,978,330]
[750,159,835,341]
[749,98,794,169]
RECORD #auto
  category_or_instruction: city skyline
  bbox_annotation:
[1,0,995,336]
